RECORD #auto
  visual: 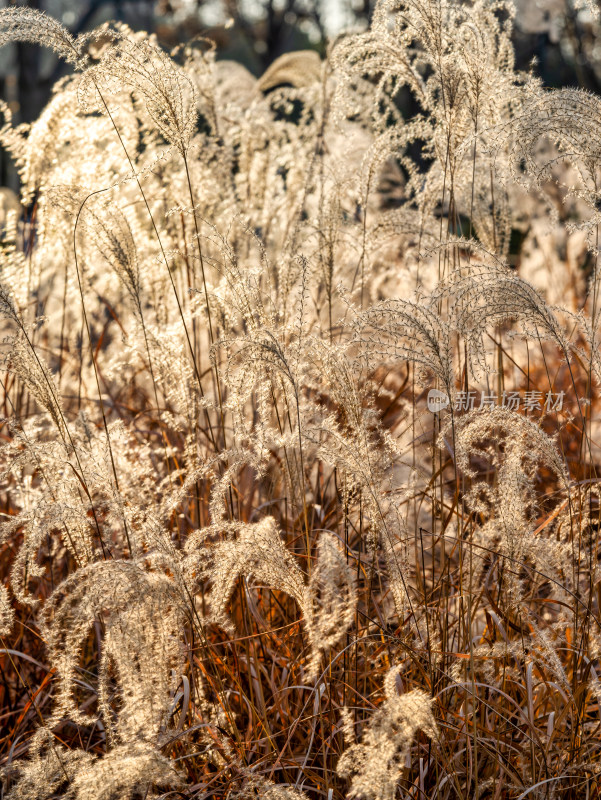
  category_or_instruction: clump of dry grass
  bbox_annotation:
[0,3,601,799]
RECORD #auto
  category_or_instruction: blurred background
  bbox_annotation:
[0,0,600,191]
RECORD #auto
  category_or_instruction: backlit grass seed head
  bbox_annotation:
[0,7,82,65]
[68,744,183,800]
[10,81,82,205]
[352,298,454,394]
[447,405,568,493]
[0,583,14,637]
[304,531,357,680]
[438,262,570,378]
[337,665,437,800]
[49,186,141,307]
[41,559,185,741]
[7,333,68,444]
[199,517,306,635]
[230,775,310,800]
[2,729,95,800]
[333,0,523,237]
[194,520,356,681]
[508,88,601,204]
[78,32,198,155]
[442,406,569,603]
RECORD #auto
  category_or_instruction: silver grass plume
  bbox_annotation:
[7,334,67,443]
[507,88,601,202]
[332,0,522,234]
[48,186,141,310]
[0,421,98,605]
[0,289,68,444]
[448,405,568,496]
[442,406,569,604]
[186,519,356,681]
[3,732,180,800]
[337,665,438,800]
[41,558,185,743]
[351,297,454,396]
[67,744,182,800]
[0,7,83,65]
[0,582,14,637]
[2,728,95,800]
[78,30,198,156]
[0,11,197,158]
[303,338,413,621]
[230,774,310,800]
[188,517,306,635]
[304,531,357,680]
[496,86,601,256]
[438,261,570,379]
